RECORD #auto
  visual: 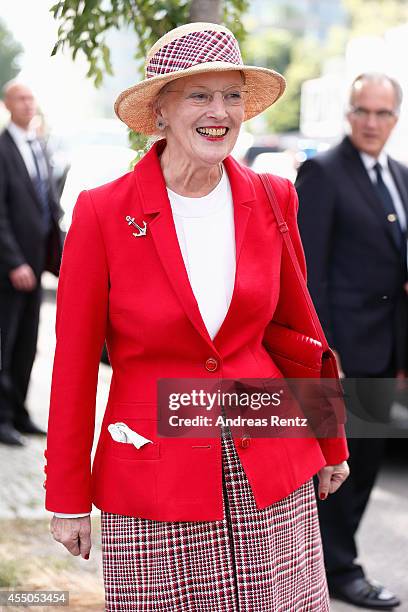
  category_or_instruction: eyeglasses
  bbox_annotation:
[164,86,248,107]
[349,106,397,121]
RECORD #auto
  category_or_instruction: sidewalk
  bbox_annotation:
[0,290,108,610]
[0,289,407,611]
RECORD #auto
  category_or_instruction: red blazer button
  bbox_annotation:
[43,479,47,489]
[205,357,219,372]
[241,437,250,448]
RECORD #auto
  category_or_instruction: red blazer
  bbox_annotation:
[45,140,348,521]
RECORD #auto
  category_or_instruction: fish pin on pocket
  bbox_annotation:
[125,215,147,237]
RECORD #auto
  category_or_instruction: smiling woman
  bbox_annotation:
[45,21,349,612]
[154,70,246,195]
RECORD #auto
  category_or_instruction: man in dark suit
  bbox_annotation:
[0,81,63,446]
[296,73,407,609]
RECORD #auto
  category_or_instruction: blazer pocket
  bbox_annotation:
[106,418,160,460]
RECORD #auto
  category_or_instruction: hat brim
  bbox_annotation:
[114,62,286,135]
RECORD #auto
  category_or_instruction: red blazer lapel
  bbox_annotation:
[223,155,256,263]
[213,156,256,344]
[134,142,214,348]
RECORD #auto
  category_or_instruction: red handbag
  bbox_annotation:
[259,173,339,379]
[259,174,345,436]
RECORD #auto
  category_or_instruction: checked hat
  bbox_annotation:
[114,22,286,134]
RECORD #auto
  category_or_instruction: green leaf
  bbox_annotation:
[51,41,62,56]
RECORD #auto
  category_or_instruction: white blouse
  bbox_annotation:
[167,167,236,340]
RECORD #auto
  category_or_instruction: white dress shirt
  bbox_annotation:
[360,150,407,231]
[54,166,236,519]
[7,121,49,181]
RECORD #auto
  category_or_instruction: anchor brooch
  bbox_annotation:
[125,215,147,237]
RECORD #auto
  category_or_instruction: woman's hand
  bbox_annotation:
[317,461,350,500]
[50,516,91,559]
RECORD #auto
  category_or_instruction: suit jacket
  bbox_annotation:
[45,140,348,521]
[296,136,408,376]
[0,128,63,286]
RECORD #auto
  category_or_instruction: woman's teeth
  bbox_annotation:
[196,127,228,137]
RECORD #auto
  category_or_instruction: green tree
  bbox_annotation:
[241,7,349,134]
[51,0,249,88]
[51,0,248,150]
[258,0,408,133]
[264,37,321,133]
[0,19,23,91]
[241,28,293,77]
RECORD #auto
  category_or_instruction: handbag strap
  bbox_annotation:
[259,173,329,351]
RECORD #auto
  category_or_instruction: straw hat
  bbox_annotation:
[114,22,286,135]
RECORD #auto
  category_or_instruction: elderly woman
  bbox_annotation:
[46,22,349,611]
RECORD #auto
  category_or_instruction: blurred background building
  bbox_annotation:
[249,0,347,41]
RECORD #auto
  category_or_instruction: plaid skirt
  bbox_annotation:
[102,430,329,611]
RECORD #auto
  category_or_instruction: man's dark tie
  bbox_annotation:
[373,161,405,254]
[27,138,51,232]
